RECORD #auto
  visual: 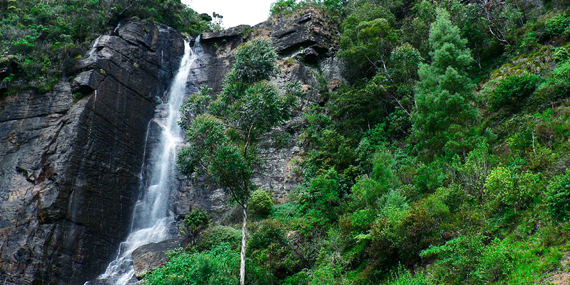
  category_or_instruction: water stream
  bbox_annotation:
[87,41,196,285]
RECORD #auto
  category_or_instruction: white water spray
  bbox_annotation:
[87,41,196,285]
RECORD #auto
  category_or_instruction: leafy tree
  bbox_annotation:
[339,11,399,82]
[177,39,297,285]
[181,209,209,243]
[412,8,478,159]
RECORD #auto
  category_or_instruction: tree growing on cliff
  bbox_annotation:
[412,8,479,159]
[177,38,297,285]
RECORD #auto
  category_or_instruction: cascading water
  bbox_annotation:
[87,41,196,285]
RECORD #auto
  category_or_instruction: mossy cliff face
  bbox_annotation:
[0,21,185,284]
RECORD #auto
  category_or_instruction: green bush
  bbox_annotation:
[553,47,570,63]
[197,225,241,251]
[489,74,542,112]
[230,39,277,85]
[484,167,540,212]
[249,219,287,251]
[248,189,273,218]
[248,219,299,281]
[144,243,240,285]
[297,168,348,227]
[547,170,570,221]
[388,265,428,285]
[413,160,445,193]
[283,271,310,285]
[545,12,570,38]
[478,239,514,282]
[270,0,299,16]
[421,235,484,284]
[181,209,209,240]
[421,235,514,284]
[535,60,570,102]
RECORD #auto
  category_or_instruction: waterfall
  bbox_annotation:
[87,41,196,285]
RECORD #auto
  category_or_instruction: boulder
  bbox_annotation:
[264,6,338,62]
[132,238,184,279]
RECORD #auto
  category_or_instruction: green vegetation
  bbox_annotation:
[145,0,570,284]
[248,190,274,218]
[181,209,210,243]
[176,39,298,285]
[0,0,210,93]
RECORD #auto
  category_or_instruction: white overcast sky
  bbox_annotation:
[183,0,276,28]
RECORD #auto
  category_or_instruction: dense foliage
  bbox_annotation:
[150,0,570,284]
[176,39,298,285]
[0,0,210,93]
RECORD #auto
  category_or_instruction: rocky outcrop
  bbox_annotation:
[132,238,184,279]
[170,6,343,219]
[0,20,185,284]
[264,6,338,63]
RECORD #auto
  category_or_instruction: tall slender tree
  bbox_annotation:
[177,38,297,285]
[412,8,478,159]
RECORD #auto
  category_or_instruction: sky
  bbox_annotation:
[183,0,276,28]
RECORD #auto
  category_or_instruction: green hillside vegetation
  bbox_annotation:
[0,0,210,93]
[154,0,570,284]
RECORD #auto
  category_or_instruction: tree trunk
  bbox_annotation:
[240,206,247,285]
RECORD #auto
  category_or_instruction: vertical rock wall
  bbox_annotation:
[0,21,185,284]
[171,7,343,219]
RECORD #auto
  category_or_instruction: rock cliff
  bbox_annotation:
[0,21,185,284]
[171,6,343,225]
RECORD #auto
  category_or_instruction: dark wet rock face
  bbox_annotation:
[0,21,184,284]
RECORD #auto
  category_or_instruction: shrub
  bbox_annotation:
[547,170,570,221]
[421,235,514,284]
[489,74,542,112]
[388,265,428,285]
[283,271,310,285]
[553,47,570,63]
[270,0,298,16]
[413,160,446,193]
[484,167,540,212]
[197,225,241,251]
[249,219,287,251]
[420,235,484,284]
[230,39,277,85]
[144,243,240,285]
[248,189,273,218]
[181,209,209,241]
[297,168,349,227]
[477,239,514,282]
[535,60,570,102]
[545,12,570,38]
[248,219,298,281]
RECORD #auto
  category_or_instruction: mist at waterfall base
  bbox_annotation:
[86,41,197,285]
